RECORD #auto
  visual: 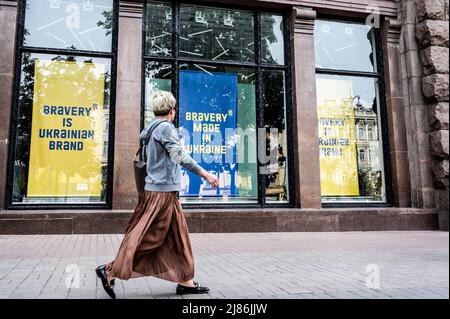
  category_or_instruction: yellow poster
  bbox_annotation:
[27,60,105,197]
[317,78,359,196]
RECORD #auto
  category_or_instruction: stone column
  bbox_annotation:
[381,18,412,207]
[399,0,436,209]
[290,7,321,208]
[112,2,143,209]
[414,0,449,230]
[0,0,18,210]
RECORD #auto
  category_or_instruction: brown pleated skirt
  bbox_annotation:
[106,191,194,283]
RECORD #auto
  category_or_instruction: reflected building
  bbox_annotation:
[354,105,383,199]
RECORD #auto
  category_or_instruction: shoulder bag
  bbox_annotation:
[133,120,167,195]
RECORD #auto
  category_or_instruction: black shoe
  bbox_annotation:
[95,265,116,299]
[176,282,209,295]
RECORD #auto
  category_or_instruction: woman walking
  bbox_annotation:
[96,91,219,299]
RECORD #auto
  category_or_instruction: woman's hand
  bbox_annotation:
[206,173,220,188]
[201,170,220,188]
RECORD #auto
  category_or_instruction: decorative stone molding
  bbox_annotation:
[293,8,316,35]
[294,0,398,17]
[0,0,17,8]
[119,1,142,18]
[386,18,402,44]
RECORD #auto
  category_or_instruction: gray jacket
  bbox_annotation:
[140,119,202,192]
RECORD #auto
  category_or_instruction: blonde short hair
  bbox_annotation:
[151,90,177,116]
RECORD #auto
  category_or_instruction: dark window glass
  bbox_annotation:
[368,127,374,140]
[144,1,173,57]
[262,70,289,203]
[179,5,255,63]
[24,0,113,52]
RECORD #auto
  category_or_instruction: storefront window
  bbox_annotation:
[315,19,387,204]
[262,70,289,202]
[144,61,173,126]
[178,64,258,203]
[144,1,290,205]
[179,5,254,63]
[9,0,116,206]
[261,14,285,65]
[24,0,114,52]
[314,19,377,72]
[144,1,173,57]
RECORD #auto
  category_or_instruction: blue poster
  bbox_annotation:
[179,70,238,197]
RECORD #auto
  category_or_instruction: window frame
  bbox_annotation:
[5,0,120,210]
[141,0,295,209]
[315,16,393,208]
[358,126,366,140]
[368,126,374,140]
[359,149,366,162]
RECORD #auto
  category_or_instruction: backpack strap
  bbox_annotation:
[139,120,169,161]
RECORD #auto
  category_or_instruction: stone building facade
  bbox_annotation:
[0,0,448,233]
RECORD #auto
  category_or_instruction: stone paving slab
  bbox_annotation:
[0,231,448,299]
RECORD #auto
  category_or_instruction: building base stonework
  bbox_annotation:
[0,208,438,234]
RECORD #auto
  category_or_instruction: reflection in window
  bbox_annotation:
[180,5,255,63]
[368,127,374,140]
[359,149,366,162]
[24,0,114,52]
[262,70,288,203]
[316,74,386,203]
[314,20,376,72]
[358,126,365,140]
[145,1,173,57]
[12,53,112,204]
[261,14,285,65]
[144,61,173,126]
[315,19,386,204]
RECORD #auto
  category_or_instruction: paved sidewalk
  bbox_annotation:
[0,231,448,299]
